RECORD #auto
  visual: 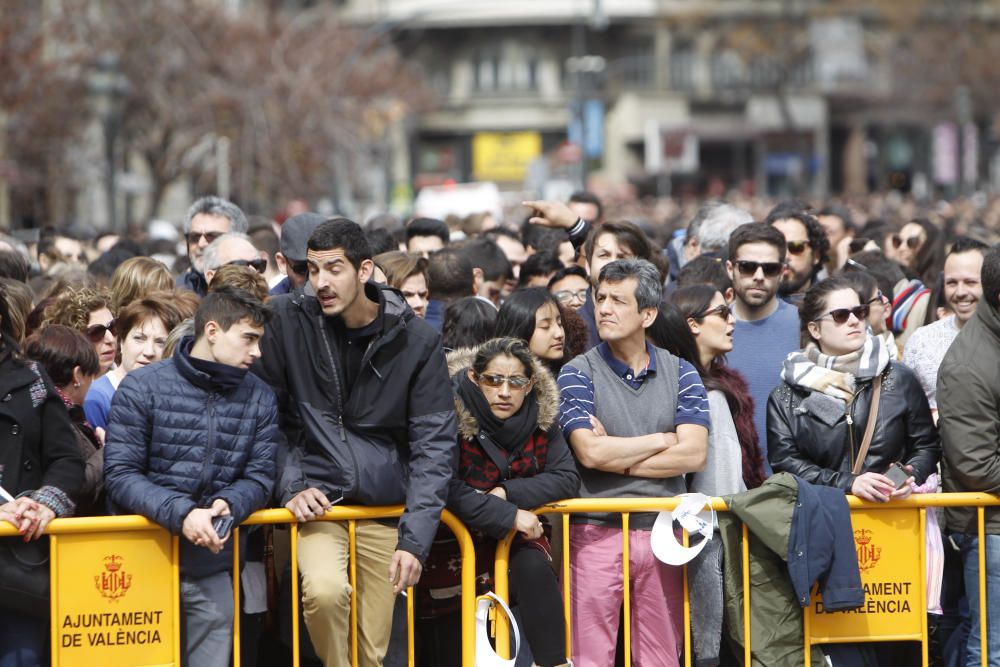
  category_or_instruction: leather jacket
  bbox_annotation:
[766,361,940,492]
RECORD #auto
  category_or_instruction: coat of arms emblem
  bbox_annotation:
[95,554,132,601]
[854,528,882,572]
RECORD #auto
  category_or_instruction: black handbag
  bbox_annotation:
[0,536,50,618]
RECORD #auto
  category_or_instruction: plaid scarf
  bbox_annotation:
[781,333,891,406]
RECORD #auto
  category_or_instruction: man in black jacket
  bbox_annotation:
[257,218,457,667]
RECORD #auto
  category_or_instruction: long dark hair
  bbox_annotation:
[442,297,497,352]
[646,301,707,379]
[799,276,857,348]
[668,285,767,489]
[496,288,570,372]
[0,282,23,362]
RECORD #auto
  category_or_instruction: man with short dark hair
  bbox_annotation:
[425,247,475,331]
[257,218,456,667]
[676,255,733,301]
[519,251,564,288]
[725,223,800,472]
[179,196,249,296]
[405,217,450,257]
[939,244,1000,667]
[270,212,326,296]
[764,201,830,303]
[104,287,278,667]
[558,258,708,666]
[568,190,604,224]
[462,238,512,307]
[817,204,855,273]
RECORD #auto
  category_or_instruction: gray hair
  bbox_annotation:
[202,232,254,272]
[697,204,753,254]
[597,258,662,311]
[184,196,248,234]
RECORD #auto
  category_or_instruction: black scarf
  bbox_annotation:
[455,369,538,452]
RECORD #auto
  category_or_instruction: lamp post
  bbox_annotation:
[87,53,129,233]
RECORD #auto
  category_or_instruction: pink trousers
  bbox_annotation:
[569,523,684,667]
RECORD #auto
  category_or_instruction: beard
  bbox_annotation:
[779,270,813,296]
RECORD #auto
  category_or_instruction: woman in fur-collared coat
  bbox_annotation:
[414,337,579,667]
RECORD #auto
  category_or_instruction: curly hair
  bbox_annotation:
[42,287,113,333]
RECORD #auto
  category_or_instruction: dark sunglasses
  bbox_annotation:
[866,291,886,306]
[814,304,870,325]
[226,258,267,273]
[85,320,117,343]
[786,241,811,256]
[186,230,225,246]
[477,372,531,389]
[891,235,922,250]
[289,260,310,276]
[694,304,732,320]
[734,260,784,278]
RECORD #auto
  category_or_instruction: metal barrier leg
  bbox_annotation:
[563,513,572,662]
[349,520,359,667]
[622,513,631,667]
[682,529,690,667]
[406,585,415,667]
[291,524,300,667]
[742,523,752,667]
[233,527,241,667]
[920,508,929,667]
[979,507,987,667]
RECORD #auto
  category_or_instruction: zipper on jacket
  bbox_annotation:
[316,315,358,478]
[196,394,218,502]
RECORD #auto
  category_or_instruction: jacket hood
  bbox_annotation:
[446,346,560,439]
[974,296,1000,343]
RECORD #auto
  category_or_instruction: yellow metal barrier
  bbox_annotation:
[491,493,1000,667]
[0,506,477,667]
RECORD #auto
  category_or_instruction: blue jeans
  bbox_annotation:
[180,571,234,667]
[0,609,46,667]
[955,533,1000,667]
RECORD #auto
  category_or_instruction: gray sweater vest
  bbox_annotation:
[570,345,685,529]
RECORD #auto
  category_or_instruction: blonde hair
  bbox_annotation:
[208,264,269,302]
[110,257,174,312]
[42,287,112,332]
[373,251,428,290]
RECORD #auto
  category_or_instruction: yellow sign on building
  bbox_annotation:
[52,529,180,666]
[472,131,542,182]
[807,508,923,642]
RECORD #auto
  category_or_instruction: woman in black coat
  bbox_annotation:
[415,337,579,667]
[766,276,939,502]
[0,285,84,665]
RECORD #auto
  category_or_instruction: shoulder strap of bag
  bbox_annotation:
[478,433,512,480]
[851,374,883,475]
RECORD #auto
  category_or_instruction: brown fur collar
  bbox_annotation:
[446,346,560,440]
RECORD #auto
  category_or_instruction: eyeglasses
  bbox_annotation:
[225,258,267,273]
[186,230,225,246]
[476,372,531,390]
[85,320,117,343]
[734,260,785,278]
[866,291,886,306]
[786,241,811,256]
[694,304,732,321]
[554,289,588,304]
[891,235,922,250]
[814,304,870,325]
[289,260,309,276]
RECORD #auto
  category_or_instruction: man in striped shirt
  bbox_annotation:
[556,259,709,667]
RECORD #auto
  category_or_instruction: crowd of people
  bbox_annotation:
[0,188,999,667]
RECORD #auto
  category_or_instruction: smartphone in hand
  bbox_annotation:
[885,462,910,490]
[212,515,234,540]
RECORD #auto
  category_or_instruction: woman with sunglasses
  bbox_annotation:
[767,276,939,505]
[414,337,579,667]
[667,286,767,494]
[83,293,183,431]
[41,287,118,374]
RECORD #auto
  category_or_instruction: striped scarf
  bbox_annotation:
[780,333,891,406]
[891,279,930,332]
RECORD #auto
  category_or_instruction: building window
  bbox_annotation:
[474,43,537,92]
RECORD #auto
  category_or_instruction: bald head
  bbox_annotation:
[203,233,261,284]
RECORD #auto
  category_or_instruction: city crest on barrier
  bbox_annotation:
[854,529,881,572]
[95,554,132,601]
